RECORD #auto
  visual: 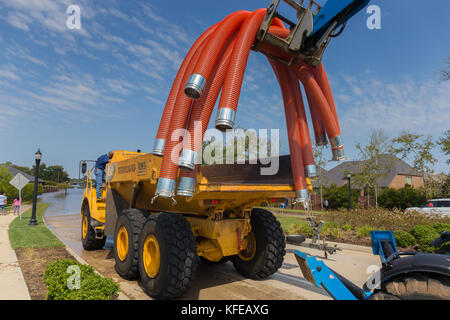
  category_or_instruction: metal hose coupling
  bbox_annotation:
[155,178,176,198]
[215,108,236,132]
[316,134,328,146]
[152,139,166,157]
[305,164,318,178]
[296,189,309,202]
[330,135,345,161]
[176,177,196,198]
[178,149,198,171]
[184,73,207,99]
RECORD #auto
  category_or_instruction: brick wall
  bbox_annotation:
[389,174,424,189]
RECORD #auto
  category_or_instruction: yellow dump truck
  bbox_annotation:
[81,151,308,299]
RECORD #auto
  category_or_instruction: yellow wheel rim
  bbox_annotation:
[143,235,160,278]
[117,226,129,261]
[238,231,257,262]
[82,216,88,240]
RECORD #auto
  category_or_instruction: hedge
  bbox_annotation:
[44,259,119,300]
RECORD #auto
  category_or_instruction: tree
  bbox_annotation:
[390,131,437,197]
[437,130,450,165]
[323,184,360,209]
[32,163,70,183]
[313,145,330,210]
[441,55,450,81]
[0,165,43,202]
[353,130,391,208]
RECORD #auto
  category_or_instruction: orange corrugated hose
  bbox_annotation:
[294,66,342,148]
[186,11,251,99]
[309,62,340,131]
[305,87,328,145]
[287,69,315,172]
[153,23,218,155]
[180,38,237,171]
[216,8,267,131]
[158,13,249,195]
[269,59,308,194]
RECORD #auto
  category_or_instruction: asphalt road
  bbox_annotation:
[43,190,380,300]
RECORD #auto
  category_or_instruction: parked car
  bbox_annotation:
[405,199,450,216]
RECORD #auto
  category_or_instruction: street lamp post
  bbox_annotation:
[347,173,352,211]
[29,149,42,226]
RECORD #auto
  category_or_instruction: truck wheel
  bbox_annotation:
[81,204,106,251]
[370,273,450,300]
[231,208,285,279]
[113,209,147,280]
[138,213,198,299]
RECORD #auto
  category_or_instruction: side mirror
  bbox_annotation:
[81,161,87,175]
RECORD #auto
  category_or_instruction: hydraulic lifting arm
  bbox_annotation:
[255,0,372,66]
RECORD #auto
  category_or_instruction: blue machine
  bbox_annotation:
[295,231,450,300]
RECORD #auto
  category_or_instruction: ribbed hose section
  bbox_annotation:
[215,8,267,131]
[185,11,250,99]
[153,24,218,155]
[310,62,340,132]
[156,35,212,197]
[305,88,328,146]
[288,69,316,178]
[269,59,308,199]
[179,38,237,172]
[295,66,342,147]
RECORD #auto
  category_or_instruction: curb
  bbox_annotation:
[43,208,130,300]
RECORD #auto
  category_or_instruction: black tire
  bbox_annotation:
[138,213,198,299]
[113,209,147,280]
[369,273,450,300]
[231,208,285,279]
[81,204,106,251]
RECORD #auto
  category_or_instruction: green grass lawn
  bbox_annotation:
[8,203,64,249]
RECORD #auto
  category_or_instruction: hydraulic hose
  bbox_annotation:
[153,23,219,156]
[215,8,267,131]
[305,88,328,146]
[185,11,251,100]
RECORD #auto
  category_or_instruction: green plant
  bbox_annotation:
[410,225,440,253]
[44,259,119,300]
[356,225,376,238]
[342,223,352,232]
[432,223,450,234]
[288,223,313,237]
[393,230,416,248]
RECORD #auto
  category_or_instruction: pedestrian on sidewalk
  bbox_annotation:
[0,193,7,215]
[13,197,20,216]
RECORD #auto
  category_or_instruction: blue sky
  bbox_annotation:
[0,0,448,178]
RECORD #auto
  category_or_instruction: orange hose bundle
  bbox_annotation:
[154,8,345,200]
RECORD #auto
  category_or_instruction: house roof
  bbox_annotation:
[313,154,421,188]
[3,165,45,183]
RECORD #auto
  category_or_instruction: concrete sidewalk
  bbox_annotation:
[0,209,31,300]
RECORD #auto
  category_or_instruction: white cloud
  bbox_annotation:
[336,74,450,137]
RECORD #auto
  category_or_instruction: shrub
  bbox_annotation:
[379,187,427,210]
[409,225,440,253]
[393,231,416,248]
[44,259,119,300]
[432,223,450,234]
[323,184,360,209]
[288,223,313,237]
[356,225,376,238]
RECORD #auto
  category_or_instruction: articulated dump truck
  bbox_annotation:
[81,151,305,299]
